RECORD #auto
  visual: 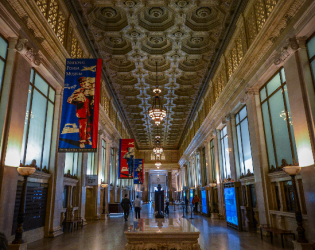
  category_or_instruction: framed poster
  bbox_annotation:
[58,58,102,152]
[134,159,143,184]
[118,139,135,179]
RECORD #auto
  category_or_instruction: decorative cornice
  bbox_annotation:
[273,36,299,66]
[16,38,41,67]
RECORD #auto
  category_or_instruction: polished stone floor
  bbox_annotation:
[28,204,294,250]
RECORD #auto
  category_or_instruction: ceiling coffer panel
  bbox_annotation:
[78,0,236,149]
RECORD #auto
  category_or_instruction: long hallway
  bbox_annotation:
[28,204,294,250]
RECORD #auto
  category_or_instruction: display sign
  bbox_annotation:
[59,58,102,152]
[134,159,143,184]
[201,189,207,214]
[118,139,135,179]
[224,187,238,226]
[86,175,98,186]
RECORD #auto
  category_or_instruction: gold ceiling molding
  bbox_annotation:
[76,0,237,149]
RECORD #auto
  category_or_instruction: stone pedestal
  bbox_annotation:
[292,241,314,250]
[124,218,200,250]
[8,243,27,250]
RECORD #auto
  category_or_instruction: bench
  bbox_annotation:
[260,225,295,248]
[66,217,84,232]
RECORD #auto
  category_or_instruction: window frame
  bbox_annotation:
[235,105,254,177]
[306,33,315,89]
[0,34,8,99]
[210,139,216,182]
[219,126,231,179]
[21,69,55,169]
[259,68,298,170]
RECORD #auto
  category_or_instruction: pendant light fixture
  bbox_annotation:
[153,126,163,155]
[155,152,162,169]
[148,61,167,125]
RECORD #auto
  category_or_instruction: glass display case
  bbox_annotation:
[224,182,242,231]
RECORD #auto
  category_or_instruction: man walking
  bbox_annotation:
[133,195,142,219]
[192,195,200,213]
[121,194,132,222]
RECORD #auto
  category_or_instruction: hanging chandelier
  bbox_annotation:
[153,129,163,155]
[148,62,167,125]
[155,161,162,168]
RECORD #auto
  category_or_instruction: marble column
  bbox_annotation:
[144,171,149,202]
[225,115,237,180]
[204,140,211,186]
[245,89,269,227]
[78,153,88,224]
[104,140,112,215]
[214,129,224,216]
[283,48,315,241]
[168,171,172,201]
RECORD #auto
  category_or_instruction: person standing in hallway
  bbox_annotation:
[121,194,132,222]
[192,195,200,213]
[185,196,189,213]
[133,195,142,219]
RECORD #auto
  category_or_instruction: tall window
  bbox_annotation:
[260,68,298,170]
[220,126,231,179]
[64,153,79,176]
[101,140,106,182]
[87,152,96,175]
[307,34,315,84]
[202,147,207,186]
[210,139,216,182]
[110,148,115,185]
[195,153,201,186]
[21,69,55,169]
[0,35,8,98]
[235,106,253,177]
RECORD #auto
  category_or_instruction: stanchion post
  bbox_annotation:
[190,203,194,220]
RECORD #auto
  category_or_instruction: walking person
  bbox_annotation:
[133,195,142,219]
[121,194,132,222]
[165,199,169,215]
[185,196,189,213]
[192,195,200,213]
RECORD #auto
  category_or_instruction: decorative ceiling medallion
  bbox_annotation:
[196,7,212,18]
[175,1,190,8]
[101,7,117,18]
[149,7,164,18]
[124,1,137,8]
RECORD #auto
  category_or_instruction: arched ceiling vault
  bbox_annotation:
[67,0,244,150]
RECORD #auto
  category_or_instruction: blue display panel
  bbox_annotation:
[190,189,194,203]
[201,189,207,214]
[224,187,238,226]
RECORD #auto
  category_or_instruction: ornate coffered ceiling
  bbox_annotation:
[71,0,240,150]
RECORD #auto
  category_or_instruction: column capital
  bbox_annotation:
[15,38,41,67]
[273,36,299,67]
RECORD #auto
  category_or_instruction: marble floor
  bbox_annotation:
[28,204,294,250]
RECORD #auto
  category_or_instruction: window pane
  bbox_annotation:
[25,90,47,165]
[240,119,253,174]
[236,125,244,173]
[49,87,55,102]
[307,36,315,58]
[269,91,293,166]
[21,86,33,161]
[73,153,78,176]
[223,136,231,178]
[235,114,239,124]
[281,68,286,83]
[283,85,298,163]
[34,73,48,96]
[261,102,276,168]
[0,60,5,92]
[0,36,7,59]
[311,60,315,83]
[65,153,74,174]
[266,74,281,96]
[42,102,54,169]
[260,87,267,102]
[239,106,247,121]
[30,68,34,83]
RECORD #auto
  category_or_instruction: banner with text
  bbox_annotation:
[118,139,135,179]
[134,159,143,184]
[58,58,102,152]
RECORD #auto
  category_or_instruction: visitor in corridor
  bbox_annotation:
[192,195,200,213]
[185,196,189,213]
[133,195,142,219]
[165,199,169,215]
[121,194,132,222]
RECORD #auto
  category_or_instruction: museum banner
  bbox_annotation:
[118,139,135,179]
[134,159,143,184]
[58,58,102,152]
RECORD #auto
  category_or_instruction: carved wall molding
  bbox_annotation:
[15,38,41,67]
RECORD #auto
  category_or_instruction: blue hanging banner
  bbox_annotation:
[134,159,143,184]
[58,58,102,152]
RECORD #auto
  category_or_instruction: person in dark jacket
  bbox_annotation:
[121,194,132,222]
[165,199,169,215]
[185,196,189,213]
